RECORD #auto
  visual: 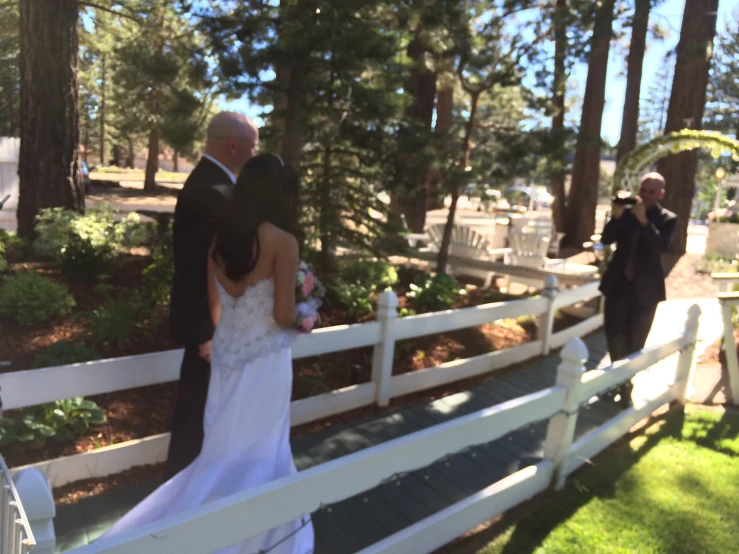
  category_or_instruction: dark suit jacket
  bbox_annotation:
[170,157,234,346]
[598,204,677,307]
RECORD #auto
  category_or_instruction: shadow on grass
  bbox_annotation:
[437,408,687,554]
[681,408,739,458]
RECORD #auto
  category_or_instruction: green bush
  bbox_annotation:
[0,397,106,445]
[695,252,739,275]
[0,272,75,325]
[30,341,100,369]
[332,280,375,319]
[34,206,152,258]
[60,235,115,282]
[406,273,466,313]
[83,283,140,347]
[339,259,398,289]
[141,244,174,309]
[0,230,26,271]
[396,265,428,289]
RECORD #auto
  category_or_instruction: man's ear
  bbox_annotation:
[658,189,665,200]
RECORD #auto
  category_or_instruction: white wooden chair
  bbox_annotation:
[502,227,567,290]
[517,218,564,258]
[426,224,511,287]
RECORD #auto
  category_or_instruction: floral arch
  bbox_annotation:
[612,130,739,192]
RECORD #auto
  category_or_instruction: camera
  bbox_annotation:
[612,191,637,206]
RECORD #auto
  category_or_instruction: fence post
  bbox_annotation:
[719,299,739,405]
[371,290,399,407]
[13,468,55,554]
[674,304,701,405]
[539,275,559,355]
[543,337,588,491]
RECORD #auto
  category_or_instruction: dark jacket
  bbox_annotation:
[169,157,234,346]
[598,204,677,307]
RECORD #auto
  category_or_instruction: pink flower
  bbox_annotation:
[301,272,315,298]
[299,314,316,333]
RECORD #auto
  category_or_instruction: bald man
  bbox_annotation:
[167,112,258,478]
[599,172,677,406]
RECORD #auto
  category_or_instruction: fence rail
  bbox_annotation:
[4,275,605,488]
[0,456,35,554]
[64,303,702,554]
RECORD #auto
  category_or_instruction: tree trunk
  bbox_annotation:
[550,0,568,233]
[144,125,159,190]
[394,34,436,233]
[126,138,134,168]
[17,0,83,239]
[437,92,479,275]
[280,67,306,170]
[616,0,651,163]
[564,0,615,248]
[173,149,178,172]
[428,82,453,211]
[99,52,106,166]
[83,113,89,165]
[656,0,719,255]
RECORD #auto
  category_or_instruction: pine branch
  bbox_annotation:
[79,2,142,24]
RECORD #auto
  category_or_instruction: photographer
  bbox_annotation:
[599,172,677,406]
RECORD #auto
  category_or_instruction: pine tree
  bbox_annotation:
[17,0,84,239]
[436,0,546,274]
[564,0,616,248]
[637,50,673,145]
[656,0,719,255]
[110,0,215,189]
[0,1,19,137]
[616,0,654,163]
[706,11,739,138]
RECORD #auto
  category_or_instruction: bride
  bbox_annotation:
[101,153,315,554]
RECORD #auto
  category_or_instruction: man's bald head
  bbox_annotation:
[640,172,665,189]
[638,171,665,208]
[204,112,259,175]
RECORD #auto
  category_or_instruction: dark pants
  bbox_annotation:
[165,344,211,479]
[603,280,658,404]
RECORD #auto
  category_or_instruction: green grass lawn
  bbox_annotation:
[447,406,739,554]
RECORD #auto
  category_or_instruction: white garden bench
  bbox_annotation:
[425,224,511,287]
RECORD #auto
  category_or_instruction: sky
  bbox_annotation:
[223,0,739,145]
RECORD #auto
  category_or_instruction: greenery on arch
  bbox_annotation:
[612,130,739,193]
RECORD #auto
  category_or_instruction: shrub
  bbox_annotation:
[406,273,466,313]
[0,230,26,271]
[332,280,375,319]
[59,235,115,282]
[34,206,152,280]
[30,341,100,369]
[0,272,75,325]
[339,259,398,289]
[0,397,106,446]
[695,253,738,275]
[396,265,428,290]
[141,244,174,309]
[83,283,140,347]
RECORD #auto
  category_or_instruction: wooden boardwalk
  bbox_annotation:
[55,332,622,553]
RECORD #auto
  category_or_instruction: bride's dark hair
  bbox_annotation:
[212,153,300,281]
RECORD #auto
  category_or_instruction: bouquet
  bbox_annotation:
[295,261,324,333]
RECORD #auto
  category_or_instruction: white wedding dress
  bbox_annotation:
[101,277,315,554]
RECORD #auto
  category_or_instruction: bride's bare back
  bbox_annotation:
[208,222,299,329]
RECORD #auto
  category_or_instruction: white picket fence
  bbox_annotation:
[0,456,35,554]
[3,275,604,488]
[62,304,701,554]
[717,291,739,404]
